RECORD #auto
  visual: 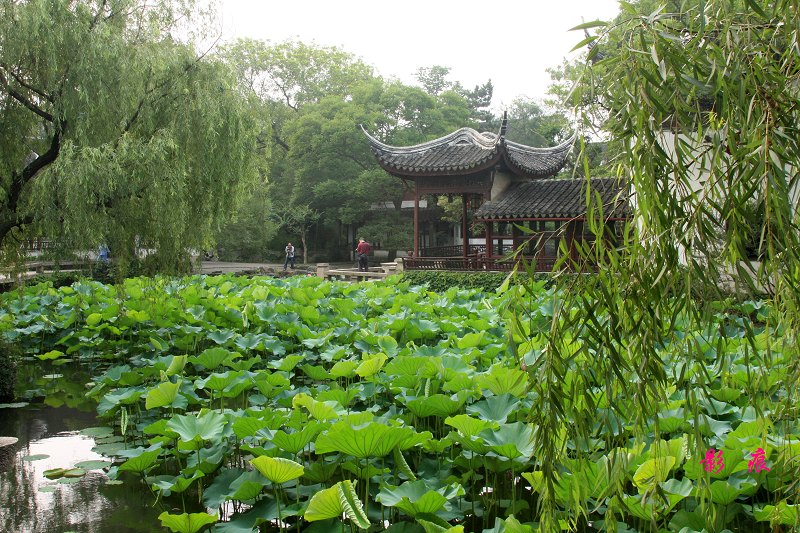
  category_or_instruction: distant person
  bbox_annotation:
[283,242,295,270]
[98,244,109,262]
[356,238,371,272]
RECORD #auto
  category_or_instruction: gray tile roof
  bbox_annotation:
[362,125,574,178]
[474,178,629,220]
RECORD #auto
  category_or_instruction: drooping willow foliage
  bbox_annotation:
[513,1,800,531]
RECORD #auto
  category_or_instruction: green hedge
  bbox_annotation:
[400,270,549,293]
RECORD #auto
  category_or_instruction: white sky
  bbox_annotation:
[213,0,621,110]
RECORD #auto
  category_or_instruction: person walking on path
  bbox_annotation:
[283,242,296,270]
[355,238,371,272]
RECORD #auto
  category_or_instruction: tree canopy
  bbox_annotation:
[0,0,261,271]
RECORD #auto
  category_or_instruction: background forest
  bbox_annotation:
[0,0,601,270]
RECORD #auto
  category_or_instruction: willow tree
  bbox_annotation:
[515,1,800,530]
[0,0,260,272]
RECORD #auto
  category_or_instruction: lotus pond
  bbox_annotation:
[0,274,798,532]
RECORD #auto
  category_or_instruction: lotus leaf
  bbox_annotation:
[405,394,464,418]
[754,502,800,526]
[271,422,325,454]
[356,353,388,378]
[145,380,182,410]
[158,511,218,533]
[456,332,485,350]
[445,415,497,438]
[480,422,535,460]
[37,349,65,360]
[292,393,343,421]
[315,421,418,458]
[377,480,465,517]
[118,446,162,474]
[633,457,676,491]
[330,360,358,378]
[151,470,205,495]
[467,394,519,424]
[166,411,226,448]
[476,367,528,397]
[190,347,233,370]
[166,355,188,376]
[250,456,304,484]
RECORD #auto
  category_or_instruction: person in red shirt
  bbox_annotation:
[355,238,371,271]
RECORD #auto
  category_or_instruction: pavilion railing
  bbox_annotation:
[419,244,486,258]
[404,255,559,272]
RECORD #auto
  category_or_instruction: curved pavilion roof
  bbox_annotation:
[361,124,575,178]
[474,178,629,221]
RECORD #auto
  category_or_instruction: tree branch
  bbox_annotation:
[0,68,54,122]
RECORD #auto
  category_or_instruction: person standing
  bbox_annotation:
[355,238,371,272]
[283,242,295,270]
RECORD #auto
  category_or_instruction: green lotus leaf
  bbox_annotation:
[384,356,429,377]
[305,482,371,528]
[445,415,497,438]
[250,456,304,484]
[158,511,218,533]
[74,460,112,470]
[229,470,268,501]
[292,393,343,421]
[466,394,521,424]
[416,514,462,533]
[23,454,49,462]
[190,347,233,370]
[378,335,399,356]
[144,380,181,410]
[232,416,271,439]
[456,332,485,350]
[151,470,205,495]
[480,422,535,460]
[754,502,800,526]
[305,484,344,522]
[377,480,465,517]
[196,371,239,392]
[79,426,115,438]
[476,366,529,397]
[43,468,68,479]
[272,422,325,454]
[37,349,65,361]
[234,333,262,351]
[356,353,388,378]
[315,421,416,458]
[405,318,440,341]
[118,447,162,474]
[330,360,358,378]
[709,479,741,505]
[633,457,676,492]
[86,313,103,327]
[338,480,371,529]
[301,364,332,381]
[271,354,304,371]
[166,355,188,376]
[208,329,235,345]
[166,411,226,448]
[405,394,464,418]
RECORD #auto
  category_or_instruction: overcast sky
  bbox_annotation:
[213,0,621,110]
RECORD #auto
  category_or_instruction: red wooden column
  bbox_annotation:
[484,221,493,259]
[413,182,420,257]
[461,193,469,259]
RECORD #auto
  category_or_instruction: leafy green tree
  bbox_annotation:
[523,1,800,529]
[0,0,260,272]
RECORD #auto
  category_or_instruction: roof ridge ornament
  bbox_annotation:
[499,111,508,140]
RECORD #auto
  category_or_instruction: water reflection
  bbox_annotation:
[0,403,163,532]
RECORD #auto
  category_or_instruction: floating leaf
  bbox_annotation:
[23,454,50,462]
[74,460,112,470]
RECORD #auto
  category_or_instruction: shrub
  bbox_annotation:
[400,271,550,293]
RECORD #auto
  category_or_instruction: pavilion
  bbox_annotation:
[362,116,628,271]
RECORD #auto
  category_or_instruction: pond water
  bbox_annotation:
[0,363,163,532]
